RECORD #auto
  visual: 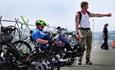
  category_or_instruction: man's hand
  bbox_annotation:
[105,13,112,17]
[76,33,81,41]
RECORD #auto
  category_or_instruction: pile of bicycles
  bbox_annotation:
[0,21,85,70]
[0,24,58,70]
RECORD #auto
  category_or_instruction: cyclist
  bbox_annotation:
[31,19,52,51]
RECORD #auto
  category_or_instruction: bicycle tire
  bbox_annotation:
[12,40,32,55]
[29,53,55,70]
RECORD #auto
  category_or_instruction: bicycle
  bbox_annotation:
[50,26,85,66]
[0,25,46,70]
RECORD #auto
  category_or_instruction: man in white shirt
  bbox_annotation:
[75,1,111,65]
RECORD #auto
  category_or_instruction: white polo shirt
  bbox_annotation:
[80,12,90,28]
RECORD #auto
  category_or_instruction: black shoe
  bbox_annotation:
[78,62,82,65]
[86,60,92,65]
[103,47,109,50]
[104,48,109,50]
[101,46,104,49]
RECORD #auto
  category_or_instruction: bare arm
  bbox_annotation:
[36,38,48,44]
[90,12,112,17]
[75,12,82,41]
[75,13,80,33]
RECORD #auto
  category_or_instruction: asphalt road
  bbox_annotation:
[61,45,115,70]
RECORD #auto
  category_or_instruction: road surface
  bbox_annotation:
[61,46,115,70]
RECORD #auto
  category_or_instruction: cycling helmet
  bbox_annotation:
[35,19,47,26]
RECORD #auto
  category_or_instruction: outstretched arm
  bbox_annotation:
[90,12,112,17]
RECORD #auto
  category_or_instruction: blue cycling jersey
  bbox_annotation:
[32,28,47,41]
[31,28,50,49]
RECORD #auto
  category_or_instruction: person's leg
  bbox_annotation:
[104,38,109,50]
[78,30,86,65]
[103,38,106,49]
[78,42,85,65]
[86,30,92,65]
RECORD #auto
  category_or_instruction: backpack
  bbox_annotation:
[77,11,90,23]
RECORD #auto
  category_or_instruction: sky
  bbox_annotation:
[0,0,115,32]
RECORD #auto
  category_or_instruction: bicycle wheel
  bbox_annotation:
[29,53,54,70]
[12,40,32,55]
[28,61,45,70]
